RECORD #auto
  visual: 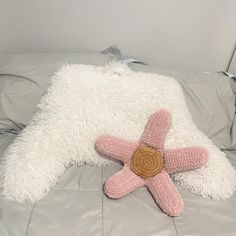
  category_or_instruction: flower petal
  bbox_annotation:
[141,110,171,150]
[96,135,138,163]
[164,147,208,174]
[105,164,145,199]
[145,170,184,216]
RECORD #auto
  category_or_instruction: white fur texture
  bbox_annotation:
[0,62,235,202]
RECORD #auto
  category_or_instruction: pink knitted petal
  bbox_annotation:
[96,135,138,163]
[145,171,184,216]
[141,110,171,150]
[164,147,208,174]
[105,164,145,199]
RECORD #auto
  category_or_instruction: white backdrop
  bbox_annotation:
[0,0,235,71]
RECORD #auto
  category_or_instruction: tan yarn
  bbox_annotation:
[131,146,164,179]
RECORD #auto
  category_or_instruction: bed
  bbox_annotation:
[0,52,236,236]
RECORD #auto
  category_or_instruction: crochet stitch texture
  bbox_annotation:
[96,109,208,216]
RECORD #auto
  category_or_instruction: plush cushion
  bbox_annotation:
[96,110,208,216]
[0,62,235,203]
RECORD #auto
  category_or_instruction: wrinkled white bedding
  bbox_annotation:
[0,134,236,236]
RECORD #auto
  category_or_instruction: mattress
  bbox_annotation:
[0,53,236,236]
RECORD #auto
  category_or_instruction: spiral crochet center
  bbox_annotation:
[130,146,164,179]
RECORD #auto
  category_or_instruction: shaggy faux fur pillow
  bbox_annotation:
[0,62,235,202]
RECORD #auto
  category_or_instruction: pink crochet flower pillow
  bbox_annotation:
[96,109,208,216]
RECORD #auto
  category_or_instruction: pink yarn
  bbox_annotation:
[96,109,208,216]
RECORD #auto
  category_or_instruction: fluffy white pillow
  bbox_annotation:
[1,62,235,202]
